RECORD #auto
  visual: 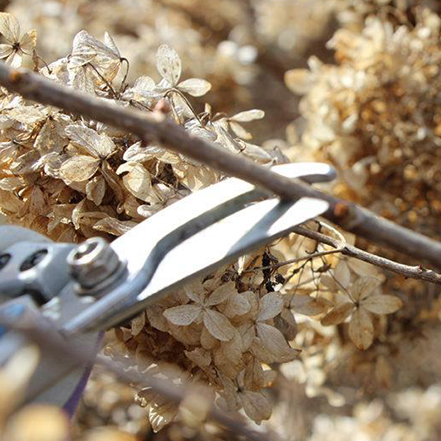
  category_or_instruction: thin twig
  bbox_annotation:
[293,226,441,285]
[244,248,344,273]
[1,63,441,270]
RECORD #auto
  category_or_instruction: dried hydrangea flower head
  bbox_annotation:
[286,10,441,238]
[0,12,306,429]
[0,12,36,67]
[320,277,402,349]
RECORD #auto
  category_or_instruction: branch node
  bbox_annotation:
[8,68,23,83]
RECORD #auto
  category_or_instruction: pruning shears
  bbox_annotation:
[0,162,335,413]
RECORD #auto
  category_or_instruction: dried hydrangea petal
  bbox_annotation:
[59,155,100,183]
[184,348,211,368]
[66,124,116,158]
[203,309,235,341]
[205,281,236,306]
[362,294,403,315]
[256,322,293,359]
[290,295,332,316]
[239,390,272,424]
[0,43,12,59]
[224,293,252,318]
[177,78,211,97]
[229,121,252,140]
[118,163,152,202]
[0,13,20,43]
[320,301,354,326]
[93,217,137,237]
[86,175,106,206]
[348,308,374,350]
[351,276,383,302]
[156,44,182,86]
[257,292,283,322]
[230,109,265,122]
[18,29,37,54]
[163,304,201,326]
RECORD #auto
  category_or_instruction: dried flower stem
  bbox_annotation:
[293,226,441,285]
[1,63,441,270]
[245,248,344,273]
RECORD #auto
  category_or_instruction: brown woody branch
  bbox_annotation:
[1,63,441,273]
[293,226,441,285]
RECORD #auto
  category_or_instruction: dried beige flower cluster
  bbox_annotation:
[102,223,403,430]
[0,346,137,441]
[0,11,320,430]
[4,0,341,143]
[286,8,441,237]
[0,13,277,242]
[305,382,441,441]
[106,264,301,429]
[254,0,336,55]
[336,0,441,31]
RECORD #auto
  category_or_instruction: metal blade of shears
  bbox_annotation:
[62,163,334,335]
